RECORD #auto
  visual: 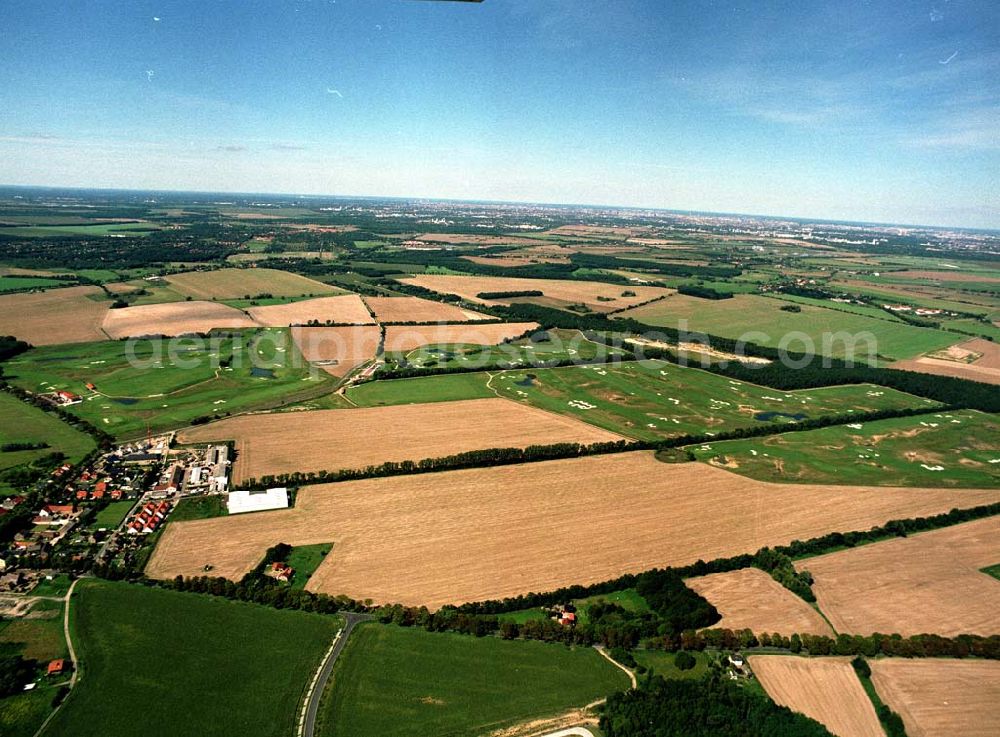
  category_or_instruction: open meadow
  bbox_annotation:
[686,568,834,636]
[799,516,1000,637]
[44,580,340,737]
[749,656,884,737]
[492,359,935,441]
[145,453,999,607]
[618,293,959,361]
[690,409,1000,487]
[346,372,495,407]
[6,330,333,438]
[165,268,340,300]
[400,274,671,312]
[870,659,1000,737]
[0,286,110,345]
[101,300,257,338]
[177,397,622,483]
[317,624,628,737]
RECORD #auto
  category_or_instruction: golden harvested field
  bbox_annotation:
[892,338,1000,386]
[165,268,340,299]
[417,233,541,245]
[177,397,620,484]
[101,300,257,338]
[686,568,834,635]
[247,294,373,326]
[800,517,1000,636]
[399,275,671,312]
[892,270,1000,283]
[749,656,884,737]
[290,326,380,377]
[364,296,492,323]
[870,659,1000,737]
[0,286,110,345]
[145,453,998,607]
[462,255,569,268]
[383,322,539,353]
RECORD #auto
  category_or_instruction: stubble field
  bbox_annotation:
[165,268,340,300]
[798,516,1000,636]
[291,326,381,377]
[382,322,538,353]
[0,286,110,344]
[101,300,257,338]
[247,294,374,326]
[145,453,998,607]
[365,296,492,323]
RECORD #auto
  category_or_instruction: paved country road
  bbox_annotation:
[300,611,372,737]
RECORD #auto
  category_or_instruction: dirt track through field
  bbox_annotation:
[145,453,998,608]
[750,656,884,737]
[871,659,1000,737]
[687,568,834,635]
[0,286,110,344]
[176,397,621,483]
[798,516,1000,636]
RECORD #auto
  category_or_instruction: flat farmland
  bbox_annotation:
[870,659,1000,737]
[799,516,1000,636]
[365,296,492,323]
[382,322,538,354]
[691,410,1000,487]
[102,300,257,338]
[493,359,935,441]
[399,274,671,312]
[176,397,621,483]
[7,330,333,438]
[247,294,374,326]
[145,453,998,607]
[291,326,381,377]
[0,286,110,344]
[749,656,884,737]
[686,568,834,635]
[0,392,96,476]
[891,337,1000,386]
[345,372,495,407]
[617,293,958,361]
[165,268,340,299]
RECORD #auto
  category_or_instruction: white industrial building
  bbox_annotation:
[226,487,289,515]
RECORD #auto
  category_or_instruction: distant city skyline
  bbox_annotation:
[1,0,998,228]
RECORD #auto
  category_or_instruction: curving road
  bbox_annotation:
[299,611,372,737]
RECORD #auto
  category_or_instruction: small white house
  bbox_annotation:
[227,488,289,515]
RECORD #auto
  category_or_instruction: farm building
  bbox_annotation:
[227,487,289,515]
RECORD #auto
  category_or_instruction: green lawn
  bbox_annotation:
[6,329,335,438]
[0,276,70,292]
[286,543,334,590]
[618,293,959,361]
[346,372,494,407]
[632,649,711,680]
[29,574,73,599]
[0,688,59,737]
[0,599,67,662]
[690,409,1000,487]
[45,580,341,737]
[980,563,1000,581]
[491,360,936,441]
[169,495,228,522]
[91,501,134,529]
[317,624,629,737]
[499,588,650,627]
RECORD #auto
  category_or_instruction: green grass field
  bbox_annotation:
[0,600,67,662]
[632,649,711,680]
[169,495,227,522]
[6,329,335,438]
[346,372,495,407]
[29,575,73,598]
[317,624,629,737]
[45,580,340,737]
[91,501,134,529]
[286,543,333,590]
[619,293,959,361]
[689,409,1000,487]
[500,588,651,627]
[2,222,162,238]
[491,360,936,441]
[0,688,57,737]
[0,276,70,292]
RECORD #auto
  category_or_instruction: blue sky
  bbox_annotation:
[1,0,997,227]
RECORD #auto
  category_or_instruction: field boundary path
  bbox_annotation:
[595,645,637,689]
[34,576,83,737]
[299,611,372,737]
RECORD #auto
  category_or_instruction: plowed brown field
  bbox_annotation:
[871,659,1000,737]
[290,326,380,377]
[101,300,257,338]
[365,296,492,323]
[176,397,621,483]
[399,275,670,312]
[383,322,539,353]
[248,295,373,326]
[750,656,884,737]
[145,453,998,607]
[687,568,834,635]
[0,286,110,344]
[798,516,1000,636]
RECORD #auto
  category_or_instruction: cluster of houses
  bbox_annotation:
[550,604,578,627]
[125,500,172,536]
[43,390,82,407]
[268,561,295,583]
